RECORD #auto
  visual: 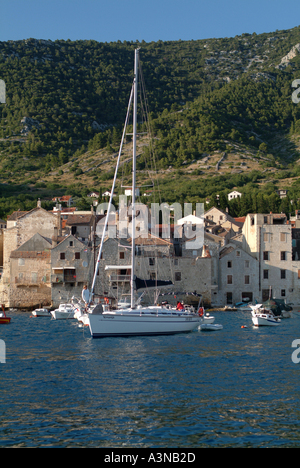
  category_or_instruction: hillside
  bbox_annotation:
[1,27,300,219]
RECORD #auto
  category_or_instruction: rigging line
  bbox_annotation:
[138,62,162,206]
[90,84,134,297]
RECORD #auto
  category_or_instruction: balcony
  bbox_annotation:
[109,275,131,283]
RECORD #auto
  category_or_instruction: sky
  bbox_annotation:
[0,0,300,44]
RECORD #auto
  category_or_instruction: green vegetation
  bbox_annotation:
[1,27,300,219]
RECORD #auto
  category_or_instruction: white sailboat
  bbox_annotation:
[87,49,201,338]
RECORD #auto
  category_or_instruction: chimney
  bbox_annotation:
[57,210,62,236]
[37,198,41,208]
[52,226,58,247]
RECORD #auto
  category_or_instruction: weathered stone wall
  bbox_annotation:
[9,252,51,308]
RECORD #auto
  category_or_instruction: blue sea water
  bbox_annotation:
[1,310,300,448]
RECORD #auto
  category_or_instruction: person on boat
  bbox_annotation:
[176,301,184,310]
[82,285,90,306]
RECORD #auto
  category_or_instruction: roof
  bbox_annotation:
[51,234,87,249]
[130,234,172,246]
[52,195,72,202]
[7,210,28,221]
[7,206,57,222]
[219,246,235,259]
[65,214,94,225]
[234,217,246,224]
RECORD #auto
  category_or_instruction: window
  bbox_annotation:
[119,252,125,259]
[69,241,73,247]
[281,269,286,279]
[60,252,65,260]
[245,260,249,268]
[227,261,232,268]
[280,232,286,242]
[227,275,233,285]
[280,251,286,261]
[264,233,273,243]
[236,251,240,257]
[281,289,286,297]
[175,272,181,281]
[75,252,80,260]
[150,272,156,281]
[18,258,25,266]
[263,269,269,279]
[174,259,179,266]
[245,275,250,285]
[263,251,269,261]
[149,258,155,266]
[31,272,38,283]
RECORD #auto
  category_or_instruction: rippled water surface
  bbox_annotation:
[1,310,300,447]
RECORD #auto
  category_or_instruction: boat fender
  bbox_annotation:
[198,307,204,317]
[241,325,247,329]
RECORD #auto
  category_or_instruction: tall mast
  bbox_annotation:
[131,49,139,307]
[90,86,134,299]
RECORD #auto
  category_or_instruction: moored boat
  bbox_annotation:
[51,303,76,320]
[87,49,202,338]
[32,308,51,317]
[199,323,223,331]
[250,305,281,326]
[0,305,11,324]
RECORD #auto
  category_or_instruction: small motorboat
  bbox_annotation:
[32,308,51,317]
[202,313,215,324]
[51,303,76,320]
[0,305,11,324]
[199,323,223,331]
[250,305,281,326]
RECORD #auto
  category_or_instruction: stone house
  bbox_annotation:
[219,243,259,306]
[9,233,52,308]
[133,234,212,306]
[51,235,92,307]
[205,206,243,234]
[0,204,60,307]
[242,213,296,302]
[95,237,132,299]
[63,213,95,241]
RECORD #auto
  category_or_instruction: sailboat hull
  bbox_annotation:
[88,310,201,338]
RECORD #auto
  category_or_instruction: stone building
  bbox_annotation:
[242,213,295,302]
[51,235,92,307]
[219,243,259,305]
[8,233,52,308]
[0,204,60,307]
[92,237,132,300]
